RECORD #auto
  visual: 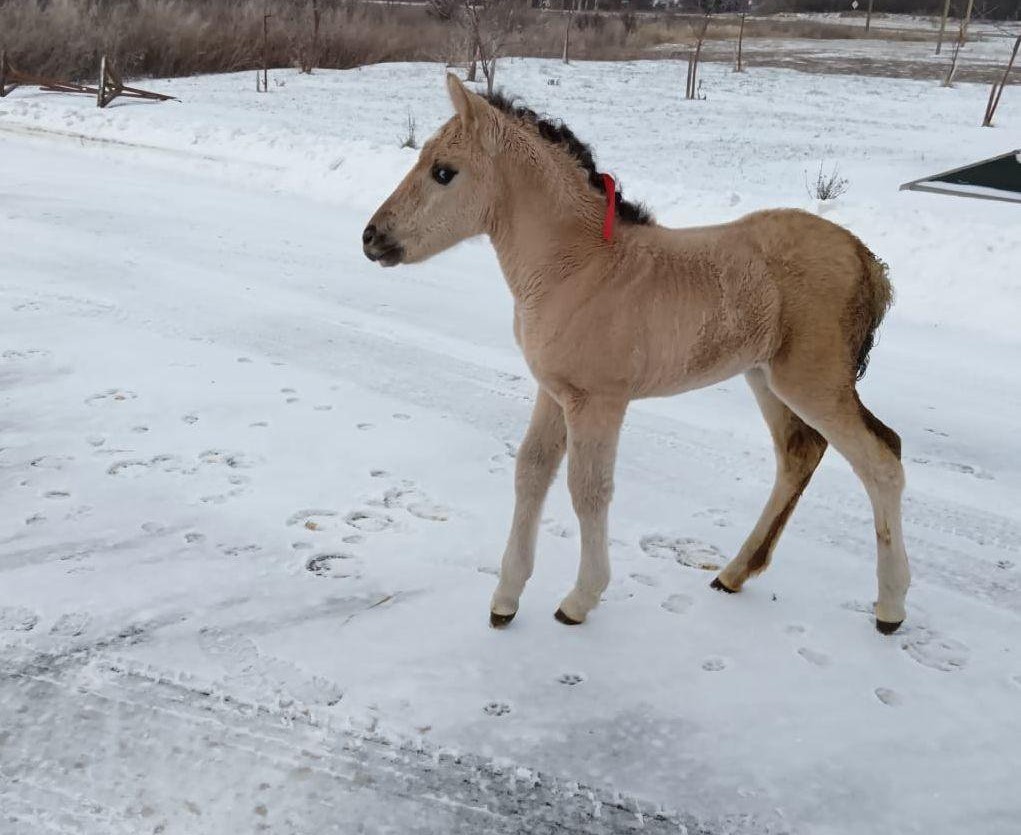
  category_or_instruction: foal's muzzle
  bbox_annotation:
[362,223,404,267]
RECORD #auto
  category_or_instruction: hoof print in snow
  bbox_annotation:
[221,544,261,557]
[0,606,39,632]
[874,687,902,707]
[286,509,339,531]
[660,593,693,614]
[357,423,375,431]
[199,449,254,469]
[392,413,411,421]
[901,628,969,672]
[640,535,723,571]
[370,469,388,478]
[50,612,90,637]
[85,388,137,406]
[306,553,359,578]
[797,647,831,667]
[628,572,658,587]
[557,672,585,686]
[44,490,70,499]
[701,656,728,672]
[344,510,394,533]
[482,701,511,717]
[182,414,199,425]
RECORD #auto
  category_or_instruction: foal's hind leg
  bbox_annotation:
[767,371,910,633]
[714,370,828,593]
[490,388,566,627]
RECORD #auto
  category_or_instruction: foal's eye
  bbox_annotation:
[431,165,457,186]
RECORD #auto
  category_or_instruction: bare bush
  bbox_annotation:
[399,111,418,149]
[806,163,850,201]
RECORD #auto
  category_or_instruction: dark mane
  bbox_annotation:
[484,90,654,227]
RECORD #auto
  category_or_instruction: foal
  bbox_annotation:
[364,74,909,635]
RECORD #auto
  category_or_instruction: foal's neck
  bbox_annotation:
[486,146,614,304]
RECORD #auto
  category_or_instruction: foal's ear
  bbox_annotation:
[445,73,501,153]
[446,74,476,128]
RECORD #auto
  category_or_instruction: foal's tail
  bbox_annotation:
[853,243,894,381]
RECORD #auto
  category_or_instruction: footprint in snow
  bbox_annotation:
[900,626,969,672]
[357,423,374,431]
[543,518,574,539]
[85,388,136,406]
[185,532,206,544]
[305,553,360,579]
[0,607,39,632]
[182,414,199,425]
[702,656,728,672]
[131,425,149,434]
[345,510,394,532]
[640,535,723,571]
[31,455,74,470]
[43,490,70,499]
[797,647,831,667]
[286,509,339,531]
[50,612,90,637]
[86,435,105,447]
[874,687,902,707]
[380,484,450,522]
[483,701,512,717]
[220,544,261,557]
[370,469,389,478]
[392,413,411,421]
[629,572,659,587]
[557,672,585,686]
[660,593,693,614]
[313,405,332,412]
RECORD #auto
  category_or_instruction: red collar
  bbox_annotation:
[601,173,615,242]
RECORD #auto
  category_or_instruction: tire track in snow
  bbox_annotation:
[0,648,718,835]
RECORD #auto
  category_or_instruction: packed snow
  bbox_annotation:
[1,58,1020,834]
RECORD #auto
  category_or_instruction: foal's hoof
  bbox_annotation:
[710,577,737,594]
[490,611,516,629]
[875,618,904,635]
[554,608,583,626]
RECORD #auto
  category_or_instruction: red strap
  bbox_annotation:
[601,173,615,242]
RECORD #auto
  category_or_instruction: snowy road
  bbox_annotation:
[2,62,1021,834]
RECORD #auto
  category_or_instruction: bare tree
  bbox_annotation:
[982,34,1020,126]
[462,0,522,96]
[562,0,580,64]
[865,0,874,33]
[685,10,711,100]
[936,0,952,55]
[735,10,746,72]
[299,0,321,74]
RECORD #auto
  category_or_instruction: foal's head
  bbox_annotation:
[362,74,504,267]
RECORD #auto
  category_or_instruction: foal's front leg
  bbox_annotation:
[555,396,627,625]
[490,389,566,627]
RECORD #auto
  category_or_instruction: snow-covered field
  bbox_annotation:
[1,59,1020,834]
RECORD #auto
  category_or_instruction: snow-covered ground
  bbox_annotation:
[1,60,1020,834]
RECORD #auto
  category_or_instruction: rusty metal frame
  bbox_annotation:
[0,53,176,107]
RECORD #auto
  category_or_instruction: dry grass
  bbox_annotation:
[0,0,948,82]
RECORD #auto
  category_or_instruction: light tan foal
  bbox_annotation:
[364,74,909,635]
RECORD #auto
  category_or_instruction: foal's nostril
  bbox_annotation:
[362,224,377,246]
